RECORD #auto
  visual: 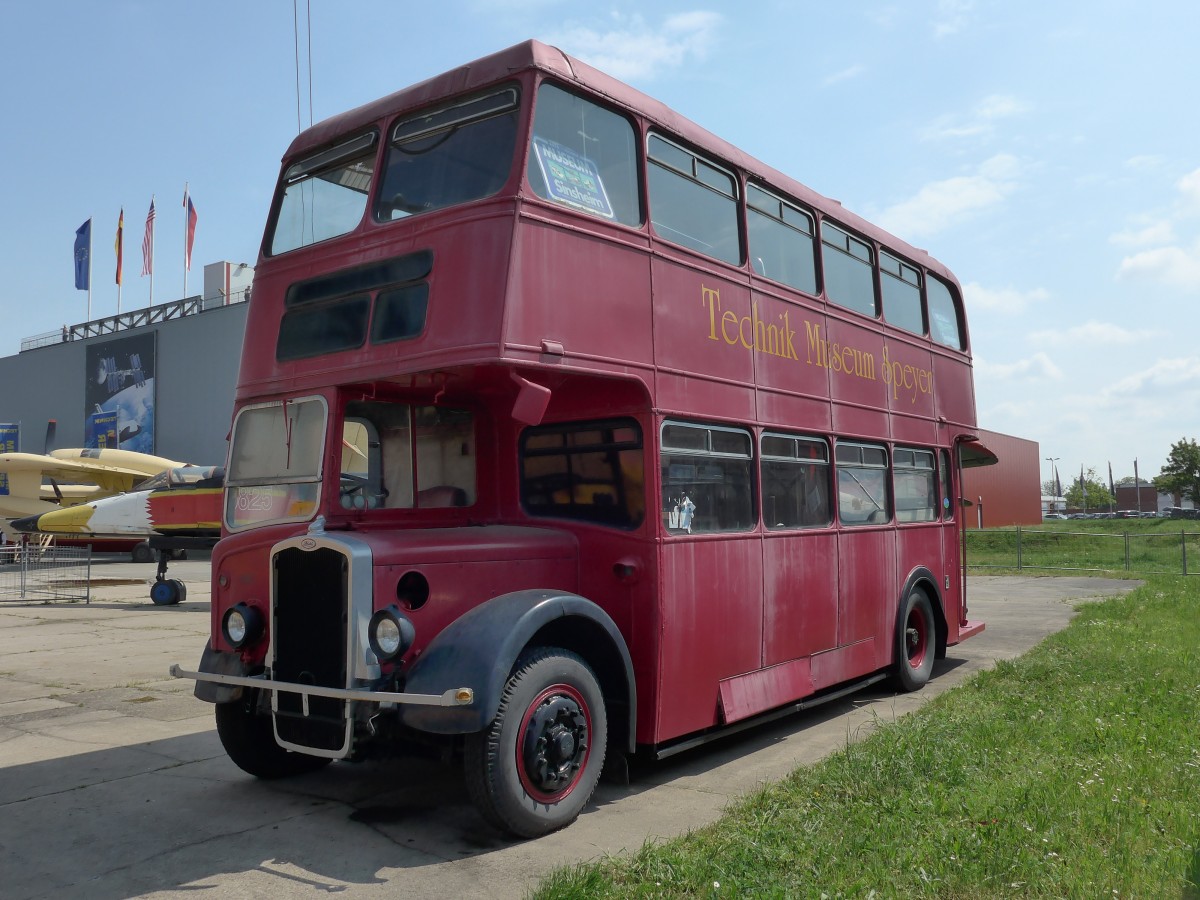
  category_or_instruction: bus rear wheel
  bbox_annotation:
[464,647,607,838]
[214,693,331,779]
[894,588,935,692]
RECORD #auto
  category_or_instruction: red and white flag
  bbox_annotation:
[184,191,198,271]
[141,199,155,276]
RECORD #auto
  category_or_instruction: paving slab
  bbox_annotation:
[0,567,1139,899]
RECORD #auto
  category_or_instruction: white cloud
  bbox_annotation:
[963,282,1050,315]
[1102,357,1200,398]
[933,0,974,37]
[1116,242,1200,292]
[1124,154,1164,171]
[1177,167,1200,213]
[873,154,1021,240]
[974,351,1063,381]
[922,94,1027,142]
[1109,221,1176,247]
[1029,320,1159,346]
[547,11,722,81]
[822,65,865,87]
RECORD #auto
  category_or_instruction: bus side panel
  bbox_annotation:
[881,337,937,424]
[820,317,891,441]
[651,258,756,422]
[656,536,763,742]
[895,523,949,648]
[507,216,655,368]
[836,528,897,661]
[932,352,976,428]
[761,531,838,667]
[750,289,833,419]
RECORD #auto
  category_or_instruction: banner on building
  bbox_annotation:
[84,333,157,453]
[0,423,17,495]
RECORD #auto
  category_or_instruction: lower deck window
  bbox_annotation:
[520,419,645,528]
[894,447,937,522]
[761,433,831,529]
[836,441,891,525]
[661,422,754,534]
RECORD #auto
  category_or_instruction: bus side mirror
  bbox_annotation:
[510,372,551,425]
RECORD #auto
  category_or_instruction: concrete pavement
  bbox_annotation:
[0,562,1139,899]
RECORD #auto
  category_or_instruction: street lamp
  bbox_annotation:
[1045,457,1060,513]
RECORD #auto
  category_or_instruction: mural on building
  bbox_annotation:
[84,333,156,453]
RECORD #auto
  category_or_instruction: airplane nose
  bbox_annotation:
[14,504,96,534]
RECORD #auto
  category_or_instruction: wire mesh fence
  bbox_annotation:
[966,527,1199,576]
[0,541,91,602]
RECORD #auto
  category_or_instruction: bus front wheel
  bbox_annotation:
[464,647,607,838]
[894,589,935,692]
[214,694,331,779]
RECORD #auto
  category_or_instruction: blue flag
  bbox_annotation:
[74,218,91,290]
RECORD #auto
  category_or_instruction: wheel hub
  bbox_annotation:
[521,693,589,796]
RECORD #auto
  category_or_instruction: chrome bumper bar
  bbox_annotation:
[169,664,474,707]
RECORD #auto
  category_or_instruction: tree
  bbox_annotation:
[1065,467,1113,511]
[1154,438,1200,505]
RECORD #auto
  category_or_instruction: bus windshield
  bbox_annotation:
[374,87,520,221]
[225,397,327,530]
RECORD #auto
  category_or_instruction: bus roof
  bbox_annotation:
[281,40,957,286]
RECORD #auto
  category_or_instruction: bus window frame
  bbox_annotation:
[646,133,743,266]
[759,431,832,530]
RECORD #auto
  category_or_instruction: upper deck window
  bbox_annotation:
[880,250,924,336]
[648,135,741,265]
[374,87,520,222]
[821,222,877,318]
[528,83,641,226]
[746,185,817,295]
[927,275,965,350]
[270,132,378,256]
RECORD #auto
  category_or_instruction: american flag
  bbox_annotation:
[141,199,155,276]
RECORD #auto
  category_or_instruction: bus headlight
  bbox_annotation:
[222,603,264,649]
[369,606,415,661]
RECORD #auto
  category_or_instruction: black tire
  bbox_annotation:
[131,542,155,564]
[149,578,185,605]
[214,694,331,779]
[894,588,936,692]
[464,648,607,838]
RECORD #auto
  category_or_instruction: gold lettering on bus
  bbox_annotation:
[700,286,934,401]
[702,286,798,360]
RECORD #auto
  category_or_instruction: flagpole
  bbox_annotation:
[149,194,155,307]
[87,220,93,322]
[183,182,188,298]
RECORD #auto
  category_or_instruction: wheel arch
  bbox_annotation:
[898,566,948,661]
[398,589,636,752]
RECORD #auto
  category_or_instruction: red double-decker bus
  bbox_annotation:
[173,40,996,837]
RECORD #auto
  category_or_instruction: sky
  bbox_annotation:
[2,0,1198,488]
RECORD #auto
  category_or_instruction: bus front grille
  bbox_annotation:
[272,546,349,752]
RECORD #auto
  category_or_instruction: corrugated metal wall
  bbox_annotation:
[962,428,1042,528]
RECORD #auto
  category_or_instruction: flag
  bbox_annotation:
[1054,465,1062,499]
[141,199,155,276]
[74,219,91,290]
[1108,462,1115,498]
[1080,465,1088,505]
[184,194,198,271]
[114,208,124,286]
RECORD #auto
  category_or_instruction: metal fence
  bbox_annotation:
[966,527,1200,576]
[0,542,91,602]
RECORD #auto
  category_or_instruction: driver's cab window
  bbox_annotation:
[339,401,475,510]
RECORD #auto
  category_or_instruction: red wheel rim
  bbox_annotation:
[515,683,592,804]
[906,606,929,669]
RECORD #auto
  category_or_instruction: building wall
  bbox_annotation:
[0,303,247,465]
[962,428,1042,529]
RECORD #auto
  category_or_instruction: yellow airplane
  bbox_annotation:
[0,447,187,536]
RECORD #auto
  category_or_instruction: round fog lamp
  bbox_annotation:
[369,606,415,661]
[222,603,263,649]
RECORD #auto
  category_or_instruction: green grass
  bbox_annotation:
[534,576,1200,898]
